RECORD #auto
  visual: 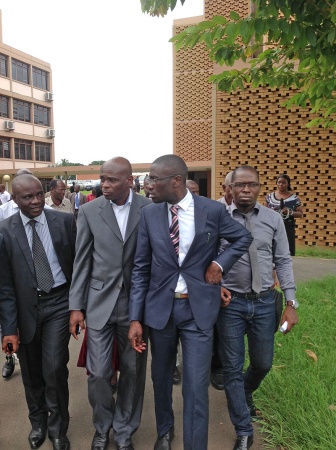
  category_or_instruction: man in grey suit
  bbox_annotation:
[128,155,253,450]
[69,157,151,450]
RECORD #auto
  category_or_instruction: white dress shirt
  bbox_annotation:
[168,189,195,294]
[111,189,133,241]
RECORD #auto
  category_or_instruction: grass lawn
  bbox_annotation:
[296,246,336,259]
[255,275,336,449]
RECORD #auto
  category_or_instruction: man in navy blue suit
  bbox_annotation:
[128,155,253,450]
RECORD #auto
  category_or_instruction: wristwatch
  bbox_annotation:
[286,300,299,309]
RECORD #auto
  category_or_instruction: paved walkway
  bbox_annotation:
[0,257,335,449]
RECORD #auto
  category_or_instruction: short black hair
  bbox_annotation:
[152,154,188,181]
[232,165,259,183]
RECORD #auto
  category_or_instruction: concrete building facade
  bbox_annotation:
[0,10,55,178]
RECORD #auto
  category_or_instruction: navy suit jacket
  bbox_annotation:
[129,194,253,331]
[0,209,76,343]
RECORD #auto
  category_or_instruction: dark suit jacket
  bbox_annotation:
[0,210,76,344]
[69,193,151,330]
[129,194,253,331]
[69,191,87,212]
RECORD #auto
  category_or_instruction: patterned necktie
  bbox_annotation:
[28,220,55,293]
[75,193,79,209]
[244,214,262,294]
[169,205,179,255]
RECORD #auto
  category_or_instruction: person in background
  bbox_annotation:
[217,166,299,450]
[143,176,151,198]
[186,179,200,195]
[128,154,252,450]
[45,180,73,214]
[69,182,75,194]
[0,183,11,204]
[134,176,141,193]
[69,184,87,219]
[0,174,76,450]
[218,171,233,206]
[265,174,303,256]
[69,157,151,450]
[87,187,97,202]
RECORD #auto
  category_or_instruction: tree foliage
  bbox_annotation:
[55,159,84,166]
[89,160,106,166]
[142,0,336,129]
[140,0,186,17]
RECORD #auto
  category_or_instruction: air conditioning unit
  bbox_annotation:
[4,120,15,131]
[45,92,53,102]
[46,128,55,138]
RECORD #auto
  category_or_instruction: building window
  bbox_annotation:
[12,59,29,84]
[34,104,49,126]
[33,67,48,90]
[0,54,7,77]
[13,99,31,122]
[14,139,32,160]
[0,96,9,117]
[0,138,10,158]
[35,142,51,161]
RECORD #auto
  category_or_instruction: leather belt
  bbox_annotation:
[174,293,189,299]
[37,283,68,297]
[229,288,273,300]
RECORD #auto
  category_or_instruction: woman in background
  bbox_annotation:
[266,174,304,256]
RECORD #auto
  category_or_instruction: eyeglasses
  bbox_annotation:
[230,182,260,189]
[147,174,179,184]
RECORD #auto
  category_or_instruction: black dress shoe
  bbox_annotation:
[50,436,70,450]
[173,366,181,384]
[28,428,46,449]
[91,431,109,450]
[154,427,174,450]
[210,372,224,390]
[233,435,253,450]
[2,354,15,378]
[116,445,134,450]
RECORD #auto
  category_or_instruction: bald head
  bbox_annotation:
[12,174,42,194]
[101,157,132,178]
[15,168,33,177]
[99,156,134,204]
[224,171,233,187]
[186,179,199,195]
[152,155,188,183]
[12,174,45,218]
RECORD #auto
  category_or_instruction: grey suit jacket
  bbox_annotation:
[69,193,151,330]
[0,210,76,343]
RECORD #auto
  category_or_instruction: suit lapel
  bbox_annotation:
[12,213,35,277]
[124,195,141,243]
[45,210,62,260]
[99,198,123,241]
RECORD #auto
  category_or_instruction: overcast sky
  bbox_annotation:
[0,0,204,165]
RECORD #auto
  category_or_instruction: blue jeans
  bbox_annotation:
[216,291,275,435]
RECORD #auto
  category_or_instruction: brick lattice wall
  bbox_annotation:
[173,0,336,246]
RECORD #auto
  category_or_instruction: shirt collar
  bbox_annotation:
[20,210,46,226]
[168,188,193,211]
[229,202,260,217]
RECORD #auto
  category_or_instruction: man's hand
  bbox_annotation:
[280,305,298,334]
[205,262,222,285]
[69,310,86,340]
[220,287,231,307]
[128,321,146,353]
[2,335,19,353]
